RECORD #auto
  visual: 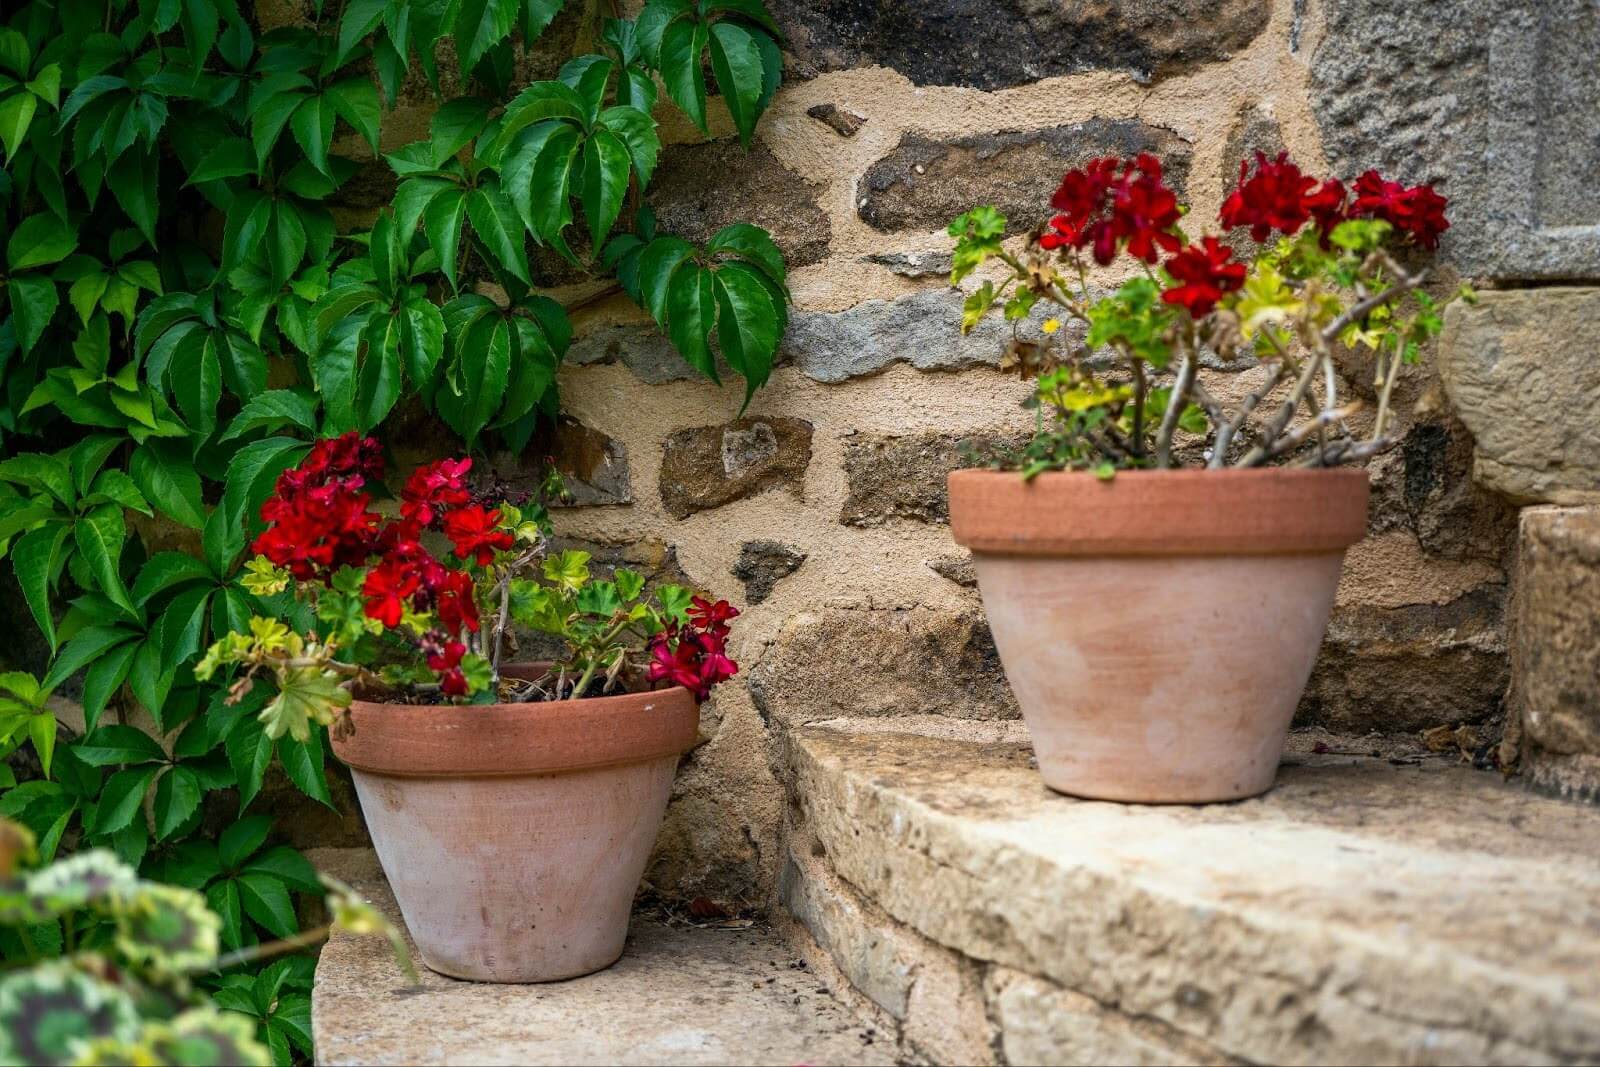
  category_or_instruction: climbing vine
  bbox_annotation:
[0,0,788,1060]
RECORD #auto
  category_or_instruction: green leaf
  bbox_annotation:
[327,76,381,154]
[579,128,631,253]
[127,639,175,729]
[7,214,79,271]
[220,814,273,870]
[108,149,159,247]
[217,389,320,443]
[638,236,696,323]
[289,94,335,177]
[276,730,332,809]
[401,298,446,388]
[597,105,659,187]
[75,723,167,766]
[526,123,581,247]
[659,18,709,132]
[171,333,222,435]
[666,264,718,381]
[0,451,74,505]
[244,844,322,893]
[707,222,786,288]
[437,316,510,445]
[428,97,492,165]
[0,93,37,162]
[456,0,519,74]
[222,437,310,532]
[208,878,244,949]
[74,502,133,613]
[238,872,297,937]
[8,275,59,353]
[356,317,403,429]
[424,189,468,290]
[130,442,206,529]
[13,523,70,649]
[707,21,765,146]
[153,765,202,840]
[27,712,56,778]
[713,260,781,405]
[96,764,161,835]
[225,717,273,812]
[80,641,138,732]
[466,184,530,285]
[186,137,256,184]
[335,0,388,65]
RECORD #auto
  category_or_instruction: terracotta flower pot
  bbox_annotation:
[330,666,698,982]
[948,468,1368,803]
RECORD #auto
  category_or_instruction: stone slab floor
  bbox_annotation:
[309,849,894,1066]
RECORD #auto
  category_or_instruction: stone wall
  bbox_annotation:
[240,0,1595,898]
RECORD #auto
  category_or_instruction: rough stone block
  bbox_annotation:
[649,141,831,269]
[1312,1,1600,280]
[840,432,1020,527]
[1439,289,1600,504]
[792,721,1600,1064]
[730,541,807,604]
[526,418,631,507]
[658,417,813,519]
[858,122,1192,235]
[1516,506,1600,801]
[748,607,1018,727]
[771,0,1269,89]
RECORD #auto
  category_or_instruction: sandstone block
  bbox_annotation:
[658,417,813,519]
[841,432,1020,527]
[1439,289,1600,504]
[730,541,806,604]
[649,141,830,269]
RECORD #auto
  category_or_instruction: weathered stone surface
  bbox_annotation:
[771,0,1270,89]
[782,288,1059,383]
[566,323,704,384]
[858,122,1192,234]
[649,141,831,269]
[748,608,1018,726]
[1365,416,1518,563]
[1298,586,1508,734]
[1516,506,1600,802]
[926,554,977,588]
[1439,289,1600,504]
[310,848,892,1066]
[841,432,1019,527]
[863,250,952,278]
[806,103,866,137]
[1311,0,1600,279]
[547,419,631,507]
[730,541,807,604]
[658,418,813,519]
[791,721,1600,1064]
[988,970,1237,1066]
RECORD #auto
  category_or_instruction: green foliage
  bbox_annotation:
[0,0,788,1058]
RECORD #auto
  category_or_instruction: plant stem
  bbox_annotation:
[1154,350,1195,469]
[211,926,331,973]
[1130,359,1147,459]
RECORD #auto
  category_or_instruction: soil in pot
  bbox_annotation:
[949,467,1368,804]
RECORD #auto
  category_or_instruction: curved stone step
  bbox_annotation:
[309,849,894,1066]
[783,719,1600,1066]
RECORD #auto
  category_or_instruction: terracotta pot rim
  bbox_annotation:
[330,664,699,779]
[948,466,1369,556]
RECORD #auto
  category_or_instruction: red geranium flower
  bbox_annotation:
[1220,152,1318,241]
[1161,237,1247,318]
[1349,171,1449,249]
[1303,178,1348,239]
[688,596,740,635]
[362,558,421,628]
[401,458,473,527]
[1113,159,1183,264]
[426,640,469,696]
[435,569,480,633]
[442,505,514,566]
[1040,154,1182,266]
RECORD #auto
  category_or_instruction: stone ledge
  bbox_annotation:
[309,849,892,1066]
[789,721,1600,1065]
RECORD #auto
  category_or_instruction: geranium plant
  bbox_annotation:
[195,433,740,743]
[950,151,1466,475]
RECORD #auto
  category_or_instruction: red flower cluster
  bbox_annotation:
[1349,170,1450,249]
[1040,154,1182,266]
[1220,152,1449,249]
[253,432,384,582]
[1161,237,1247,318]
[253,435,503,693]
[647,596,741,700]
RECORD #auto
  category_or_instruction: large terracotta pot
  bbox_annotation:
[330,666,698,982]
[948,468,1368,803]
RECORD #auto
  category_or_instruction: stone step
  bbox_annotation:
[781,719,1600,1066]
[308,849,895,1066]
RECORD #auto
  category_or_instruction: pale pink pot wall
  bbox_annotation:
[351,758,678,982]
[949,468,1370,803]
[972,552,1345,802]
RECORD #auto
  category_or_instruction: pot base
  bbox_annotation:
[352,757,677,984]
[974,551,1345,805]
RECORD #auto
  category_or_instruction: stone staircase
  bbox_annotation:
[311,717,1600,1065]
[311,507,1600,1067]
